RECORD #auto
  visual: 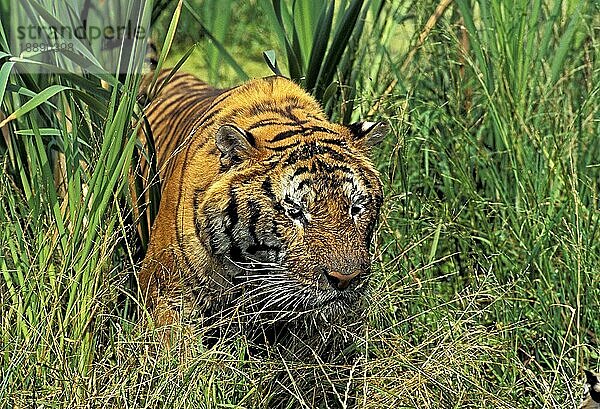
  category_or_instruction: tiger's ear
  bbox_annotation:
[215,124,258,167]
[348,121,389,149]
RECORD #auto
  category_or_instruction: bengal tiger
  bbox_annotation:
[136,69,388,339]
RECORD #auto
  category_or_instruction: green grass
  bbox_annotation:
[1,0,600,407]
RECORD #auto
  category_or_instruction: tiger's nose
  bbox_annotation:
[325,270,361,290]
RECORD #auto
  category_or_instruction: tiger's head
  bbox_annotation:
[197,99,387,321]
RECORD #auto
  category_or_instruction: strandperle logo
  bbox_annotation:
[9,0,152,74]
[16,21,147,42]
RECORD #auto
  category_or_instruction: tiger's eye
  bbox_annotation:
[285,204,305,222]
[288,208,304,220]
[350,204,364,217]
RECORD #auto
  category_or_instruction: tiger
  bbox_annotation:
[581,370,600,409]
[136,69,388,338]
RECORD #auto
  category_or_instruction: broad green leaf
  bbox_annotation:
[0,60,15,105]
[15,128,61,136]
[270,0,302,81]
[315,0,364,101]
[0,85,72,127]
[263,50,282,76]
[305,1,334,92]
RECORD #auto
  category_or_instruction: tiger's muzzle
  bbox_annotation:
[325,269,361,290]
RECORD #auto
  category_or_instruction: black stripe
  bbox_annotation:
[196,103,224,128]
[308,126,336,135]
[195,87,235,124]
[313,159,352,173]
[366,218,377,245]
[247,103,281,118]
[154,97,204,161]
[224,189,245,262]
[248,104,301,122]
[357,168,374,190]
[269,125,336,143]
[283,102,303,121]
[219,160,229,173]
[225,189,239,234]
[244,130,256,148]
[161,94,209,133]
[267,141,302,151]
[229,244,244,263]
[246,243,280,255]
[282,144,347,167]
[247,199,261,247]
[267,137,346,153]
[176,131,212,275]
[247,118,308,131]
[147,93,185,121]
[271,219,283,240]
[292,166,309,177]
[270,128,304,143]
[318,138,348,147]
[262,177,275,200]
[161,100,201,130]
[298,178,312,190]
[193,188,205,239]
[169,90,229,161]
[156,74,191,91]
[262,177,284,212]
[318,147,347,162]
[185,105,227,157]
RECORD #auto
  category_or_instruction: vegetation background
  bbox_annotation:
[1,0,599,407]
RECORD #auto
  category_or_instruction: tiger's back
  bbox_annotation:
[138,69,387,332]
[139,71,227,184]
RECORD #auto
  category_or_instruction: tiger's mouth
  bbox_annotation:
[316,286,364,307]
[231,269,365,318]
[284,276,366,316]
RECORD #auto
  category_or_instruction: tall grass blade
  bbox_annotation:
[183,0,249,81]
[270,0,302,81]
[313,0,364,101]
[549,0,583,85]
[304,1,334,92]
[148,0,184,94]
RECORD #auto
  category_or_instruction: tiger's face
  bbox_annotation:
[199,121,387,319]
